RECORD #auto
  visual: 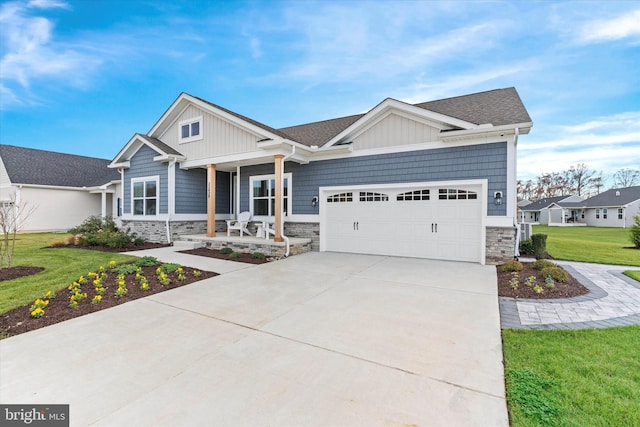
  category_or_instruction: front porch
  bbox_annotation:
[176,233,312,258]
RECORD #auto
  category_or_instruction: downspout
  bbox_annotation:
[513,127,520,259]
[166,158,178,245]
[279,146,296,257]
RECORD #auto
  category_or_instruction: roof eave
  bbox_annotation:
[440,122,533,142]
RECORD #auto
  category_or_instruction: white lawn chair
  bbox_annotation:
[226,211,252,237]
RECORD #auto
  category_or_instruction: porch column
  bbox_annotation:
[101,191,107,218]
[274,154,284,242]
[207,164,216,237]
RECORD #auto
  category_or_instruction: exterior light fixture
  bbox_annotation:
[494,191,503,205]
[311,196,319,207]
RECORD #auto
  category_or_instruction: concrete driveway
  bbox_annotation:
[1,252,507,426]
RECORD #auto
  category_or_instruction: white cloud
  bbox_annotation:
[0,0,102,109]
[518,112,640,184]
[578,9,640,43]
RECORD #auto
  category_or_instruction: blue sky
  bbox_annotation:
[1,0,639,187]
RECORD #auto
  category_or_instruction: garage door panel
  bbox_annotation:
[323,183,483,263]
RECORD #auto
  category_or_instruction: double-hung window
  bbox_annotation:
[132,177,159,216]
[179,116,202,143]
[618,208,623,220]
[250,173,291,218]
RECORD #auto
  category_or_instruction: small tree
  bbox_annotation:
[0,195,37,269]
[630,209,640,249]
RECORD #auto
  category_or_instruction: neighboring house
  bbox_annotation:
[0,145,120,232]
[518,195,584,224]
[581,186,640,228]
[109,87,532,264]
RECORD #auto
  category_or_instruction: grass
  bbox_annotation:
[0,233,135,314]
[624,270,640,282]
[531,225,640,266]
[503,326,640,426]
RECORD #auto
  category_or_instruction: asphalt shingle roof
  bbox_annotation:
[275,87,531,147]
[583,186,640,207]
[135,134,184,157]
[520,196,571,211]
[0,144,119,188]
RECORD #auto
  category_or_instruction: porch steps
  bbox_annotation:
[176,233,312,257]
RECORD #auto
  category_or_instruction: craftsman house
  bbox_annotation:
[109,88,533,264]
[0,145,120,232]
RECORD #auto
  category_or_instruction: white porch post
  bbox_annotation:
[101,191,107,218]
[236,165,241,216]
[207,164,216,237]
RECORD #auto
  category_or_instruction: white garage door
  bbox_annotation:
[322,183,483,263]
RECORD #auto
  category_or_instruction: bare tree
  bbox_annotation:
[613,168,640,188]
[567,163,598,197]
[0,195,37,269]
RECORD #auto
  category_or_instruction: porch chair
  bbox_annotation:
[226,211,252,237]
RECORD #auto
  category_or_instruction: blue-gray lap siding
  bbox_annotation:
[239,142,507,216]
[124,145,169,215]
[175,168,230,214]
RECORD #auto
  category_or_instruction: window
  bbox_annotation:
[438,188,478,200]
[618,208,623,220]
[603,208,608,219]
[250,173,291,217]
[595,208,600,219]
[132,177,159,216]
[179,116,202,143]
[359,192,388,202]
[397,189,430,201]
[327,192,353,203]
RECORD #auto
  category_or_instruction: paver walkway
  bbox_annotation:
[500,260,640,329]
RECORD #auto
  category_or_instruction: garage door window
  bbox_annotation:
[359,192,388,202]
[438,188,477,200]
[397,189,430,201]
[327,192,353,203]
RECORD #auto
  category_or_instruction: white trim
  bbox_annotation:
[506,135,516,219]
[325,98,479,147]
[178,116,203,144]
[120,213,232,221]
[5,183,106,192]
[131,175,160,217]
[249,172,292,221]
[168,161,176,215]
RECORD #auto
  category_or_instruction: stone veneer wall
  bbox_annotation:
[485,226,517,265]
[283,222,320,251]
[121,220,222,243]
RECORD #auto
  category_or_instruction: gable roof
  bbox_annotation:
[275,87,531,147]
[583,186,640,207]
[0,144,119,188]
[521,196,574,211]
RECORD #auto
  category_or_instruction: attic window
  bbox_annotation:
[179,116,202,143]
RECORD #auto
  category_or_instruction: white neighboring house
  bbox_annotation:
[0,145,121,232]
[518,195,584,225]
[581,186,640,228]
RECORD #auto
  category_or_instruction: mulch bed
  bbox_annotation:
[497,262,589,299]
[58,242,170,252]
[0,266,45,282]
[179,247,272,264]
[0,265,217,338]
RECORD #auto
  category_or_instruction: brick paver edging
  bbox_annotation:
[499,265,640,330]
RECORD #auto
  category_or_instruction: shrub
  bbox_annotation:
[541,266,569,283]
[135,256,161,267]
[112,263,139,275]
[220,247,233,255]
[229,251,241,258]
[68,215,118,235]
[134,237,145,246]
[630,210,640,249]
[532,259,555,270]
[501,260,523,272]
[159,263,181,274]
[252,252,266,260]
[531,234,547,260]
[519,238,534,255]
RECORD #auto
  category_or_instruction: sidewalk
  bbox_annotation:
[500,260,640,329]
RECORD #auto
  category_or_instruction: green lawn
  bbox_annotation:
[503,327,640,426]
[624,270,640,282]
[531,225,640,267]
[0,233,135,314]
